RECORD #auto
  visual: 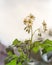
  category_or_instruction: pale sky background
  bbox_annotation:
[0,0,52,46]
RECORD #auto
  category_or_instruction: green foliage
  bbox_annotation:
[17,62,22,65]
[5,39,52,65]
[18,54,28,62]
[33,41,41,47]
[42,39,52,54]
[32,39,52,54]
[18,47,23,52]
[6,46,14,56]
[13,39,21,47]
[5,55,18,65]
[32,47,39,53]
[5,53,28,65]
[32,41,41,53]
[7,51,13,56]
[43,39,52,45]
[5,46,28,65]
[6,59,16,65]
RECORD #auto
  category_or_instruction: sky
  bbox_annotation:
[0,0,52,46]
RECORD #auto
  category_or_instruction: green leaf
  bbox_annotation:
[6,59,16,65]
[46,46,52,52]
[42,46,52,54]
[18,47,22,52]
[43,39,52,46]
[42,39,52,53]
[32,47,39,53]
[7,51,13,56]
[13,39,21,46]
[6,46,14,55]
[33,41,41,47]
[18,62,22,65]
[5,55,18,65]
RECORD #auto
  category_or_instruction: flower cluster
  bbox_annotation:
[38,28,42,37]
[42,20,47,32]
[23,14,35,33]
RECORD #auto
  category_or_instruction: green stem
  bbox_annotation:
[31,26,33,44]
[29,26,33,59]
[32,28,40,37]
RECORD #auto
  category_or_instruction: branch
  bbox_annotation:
[32,28,40,37]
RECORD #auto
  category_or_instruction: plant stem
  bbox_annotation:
[29,26,33,59]
[31,26,33,44]
[32,28,40,37]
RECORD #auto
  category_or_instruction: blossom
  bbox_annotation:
[23,14,35,25]
[42,20,47,32]
[42,20,46,26]
[28,14,35,20]
[23,14,35,33]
